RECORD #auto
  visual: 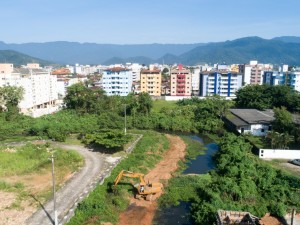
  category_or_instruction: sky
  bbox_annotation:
[1,0,300,44]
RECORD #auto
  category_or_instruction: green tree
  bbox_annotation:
[235,85,271,110]
[63,83,106,114]
[0,85,24,120]
[235,85,300,112]
[272,107,293,133]
[83,129,131,149]
[137,92,153,114]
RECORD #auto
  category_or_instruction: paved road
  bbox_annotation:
[24,144,117,225]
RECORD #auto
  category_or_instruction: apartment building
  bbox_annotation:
[26,63,40,69]
[0,64,59,117]
[140,66,161,96]
[191,66,201,96]
[263,70,300,92]
[0,63,14,74]
[127,63,143,82]
[170,64,192,96]
[102,67,132,96]
[244,61,273,85]
[200,70,243,97]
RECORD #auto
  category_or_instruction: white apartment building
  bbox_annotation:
[126,63,143,81]
[66,64,98,75]
[0,64,59,117]
[102,67,133,96]
[56,77,82,99]
[191,66,201,95]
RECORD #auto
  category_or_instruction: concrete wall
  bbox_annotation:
[259,149,300,159]
[250,124,270,136]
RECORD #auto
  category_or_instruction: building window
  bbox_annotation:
[261,128,265,133]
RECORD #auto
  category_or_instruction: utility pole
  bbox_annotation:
[51,152,58,225]
[124,104,127,135]
[291,208,296,225]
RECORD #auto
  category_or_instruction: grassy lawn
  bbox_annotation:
[64,134,83,145]
[267,159,300,177]
[152,99,178,113]
[0,135,39,145]
[0,143,84,208]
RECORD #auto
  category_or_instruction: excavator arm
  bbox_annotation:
[113,170,146,186]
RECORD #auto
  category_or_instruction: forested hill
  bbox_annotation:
[1,36,300,65]
[175,36,300,65]
[0,41,202,65]
[0,50,54,66]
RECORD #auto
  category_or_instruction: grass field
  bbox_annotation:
[152,99,178,113]
[0,143,84,211]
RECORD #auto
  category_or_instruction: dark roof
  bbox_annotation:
[230,109,274,124]
[226,115,249,127]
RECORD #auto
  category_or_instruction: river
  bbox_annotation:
[153,135,218,225]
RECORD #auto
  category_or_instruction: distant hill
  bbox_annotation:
[0,50,54,66]
[272,36,300,43]
[0,41,202,65]
[1,37,300,66]
[176,36,300,65]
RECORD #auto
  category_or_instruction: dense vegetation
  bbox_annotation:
[235,85,300,112]
[159,133,300,224]
[1,84,230,146]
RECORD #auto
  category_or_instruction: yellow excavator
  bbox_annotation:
[113,170,163,201]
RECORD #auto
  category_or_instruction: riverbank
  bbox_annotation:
[116,134,186,225]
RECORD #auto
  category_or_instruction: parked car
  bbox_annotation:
[290,159,300,166]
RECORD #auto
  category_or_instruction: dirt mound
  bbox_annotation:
[117,134,186,225]
[259,213,285,225]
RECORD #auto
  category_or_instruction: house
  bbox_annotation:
[225,109,274,136]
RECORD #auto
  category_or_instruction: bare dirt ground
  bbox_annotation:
[0,170,74,225]
[116,134,186,225]
[260,214,285,225]
[0,143,106,225]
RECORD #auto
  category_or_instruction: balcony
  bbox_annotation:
[177,83,185,87]
[177,74,185,79]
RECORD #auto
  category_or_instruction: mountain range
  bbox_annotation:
[0,36,300,66]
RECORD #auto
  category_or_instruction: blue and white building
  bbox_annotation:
[263,71,300,92]
[200,71,243,97]
[102,67,133,96]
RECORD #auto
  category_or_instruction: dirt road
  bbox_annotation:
[24,144,114,225]
[117,134,186,225]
